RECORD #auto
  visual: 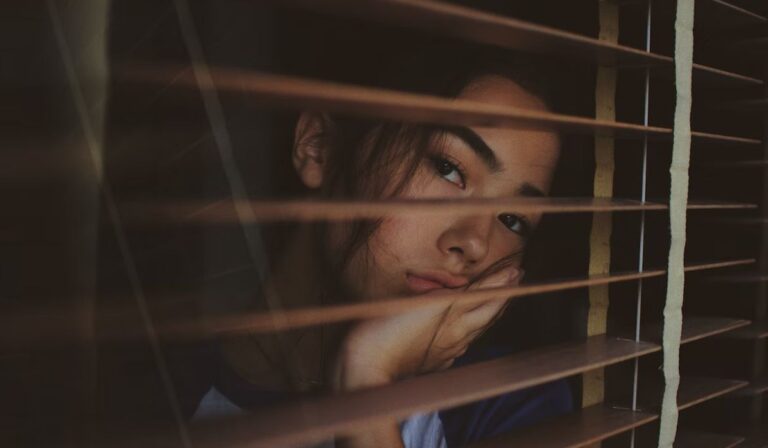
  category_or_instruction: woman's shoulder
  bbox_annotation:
[191,344,574,447]
[438,378,573,446]
[437,346,574,446]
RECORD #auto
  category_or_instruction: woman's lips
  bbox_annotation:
[406,274,445,293]
[406,272,468,293]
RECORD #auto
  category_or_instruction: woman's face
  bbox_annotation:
[296,75,560,300]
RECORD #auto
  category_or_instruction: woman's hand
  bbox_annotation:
[332,266,522,390]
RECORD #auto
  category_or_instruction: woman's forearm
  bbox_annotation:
[331,346,405,448]
[336,422,405,448]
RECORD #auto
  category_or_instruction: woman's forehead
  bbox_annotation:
[459,74,548,111]
[457,74,560,166]
[478,125,559,191]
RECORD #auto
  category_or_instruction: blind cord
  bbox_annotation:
[630,1,652,447]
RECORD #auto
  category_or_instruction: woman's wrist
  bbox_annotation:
[332,340,395,391]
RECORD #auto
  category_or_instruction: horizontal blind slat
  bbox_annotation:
[122,198,757,225]
[161,260,753,336]
[630,316,755,345]
[195,337,656,448]
[1,261,753,349]
[472,377,748,448]
[671,430,745,448]
[271,0,762,86]
[724,323,768,339]
[718,99,768,111]
[184,319,748,448]
[734,377,768,396]
[702,0,767,24]
[473,404,656,448]
[122,66,762,145]
[675,377,749,412]
[689,131,762,145]
[708,272,768,283]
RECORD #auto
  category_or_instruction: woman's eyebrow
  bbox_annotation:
[518,182,547,198]
[442,126,501,172]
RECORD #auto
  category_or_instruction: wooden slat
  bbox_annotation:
[172,326,749,448]
[471,404,657,448]
[690,131,762,145]
[123,198,757,225]
[122,66,763,146]
[271,0,762,86]
[632,317,752,345]
[620,0,766,28]
[675,377,749,411]
[736,420,768,446]
[127,198,666,225]
[725,323,768,340]
[683,259,756,273]
[705,160,768,169]
[687,201,757,210]
[701,0,768,26]
[738,438,768,448]
[690,64,764,87]
[721,99,768,112]
[664,430,744,448]
[1,260,754,349]
[123,65,669,138]
[277,0,668,66]
[737,422,768,448]
[126,270,667,339]
[711,217,768,226]
[730,36,768,52]
[472,377,747,448]
[710,272,768,283]
[734,376,768,396]
[189,336,659,448]
[161,260,753,336]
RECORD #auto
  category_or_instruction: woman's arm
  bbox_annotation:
[331,361,404,448]
[331,267,520,448]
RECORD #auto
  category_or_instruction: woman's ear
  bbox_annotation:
[292,112,330,189]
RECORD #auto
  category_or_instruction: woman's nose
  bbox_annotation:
[437,215,493,266]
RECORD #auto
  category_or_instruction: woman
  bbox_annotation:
[192,48,573,447]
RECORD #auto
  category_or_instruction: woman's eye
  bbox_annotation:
[498,213,530,237]
[431,156,466,188]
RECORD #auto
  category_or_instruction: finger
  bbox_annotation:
[429,266,519,339]
[467,266,519,290]
[435,357,456,371]
[453,268,509,315]
[452,301,508,350]
[461,266,521,313]
[461,297,509,333]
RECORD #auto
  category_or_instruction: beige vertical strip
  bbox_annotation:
[658,0,694,446]
[583,0,618,410]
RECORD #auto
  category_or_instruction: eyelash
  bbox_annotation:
[497,213,531,238]
[429,154,531,238]
[429,154,467,189]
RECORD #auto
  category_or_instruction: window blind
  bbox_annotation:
[4,0,767,447]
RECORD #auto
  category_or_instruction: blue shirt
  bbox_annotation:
[192,345,574,447]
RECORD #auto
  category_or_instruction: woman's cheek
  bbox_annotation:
[371,216,438,266]
[369,216,432,264]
